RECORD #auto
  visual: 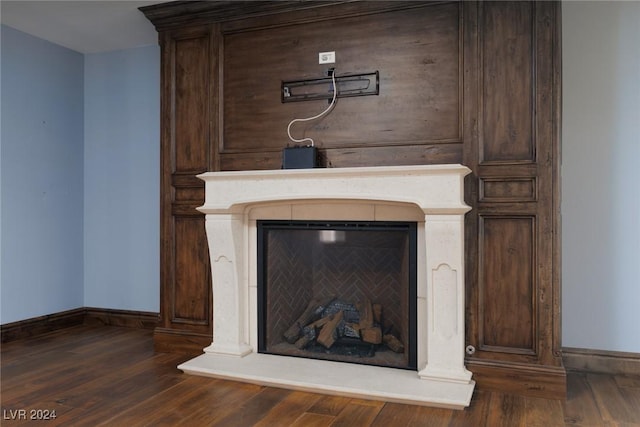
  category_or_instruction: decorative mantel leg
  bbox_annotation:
[418,214,473,384]
[202,213,252,357]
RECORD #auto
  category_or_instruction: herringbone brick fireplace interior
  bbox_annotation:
[258,221,416,370]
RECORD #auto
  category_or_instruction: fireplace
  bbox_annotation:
[178,165,476,408]
[257,220,417,370]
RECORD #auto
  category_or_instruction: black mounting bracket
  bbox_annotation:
[281,71,379,103]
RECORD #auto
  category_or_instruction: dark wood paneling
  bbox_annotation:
[466,359,566,399]
[141,1,346,32]
[143,0,564,396]
[174,186,204,202]
[479,216,535,353]
[221,3,461,158]
[323,144,463,168]
[463,0,563,392]
[154,327,212,355]
[173,217,210,324]
[480,1,535,164]
[158,24,215,352]
[173,33,210,172]
[480,177,537,202]
[220,143,463,171]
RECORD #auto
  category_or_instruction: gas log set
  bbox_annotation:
[283,296,405,357]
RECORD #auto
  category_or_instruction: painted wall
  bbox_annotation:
[2,4,640,355]
[0,25,159,323]
[83,46,160,311]
[562,2,640,352]
[0,25,84,323]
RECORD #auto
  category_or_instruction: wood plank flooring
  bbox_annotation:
[1,324,639,426]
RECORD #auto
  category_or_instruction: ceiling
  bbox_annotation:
[0,0,168,54]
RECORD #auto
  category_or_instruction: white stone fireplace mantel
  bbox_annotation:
[178,164,476,409]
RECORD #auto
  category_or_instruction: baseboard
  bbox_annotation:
[1,308,86,343]
[154,327,211,355]
[563,347,640,376]
[466,359,567,400]
[1,307,160,343]
[84,307,159,329]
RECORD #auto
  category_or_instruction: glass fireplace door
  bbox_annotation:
[257,221,417,370]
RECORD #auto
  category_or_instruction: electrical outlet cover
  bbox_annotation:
[319,51,335,64]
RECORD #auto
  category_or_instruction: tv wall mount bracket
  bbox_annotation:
[282,71,379,104]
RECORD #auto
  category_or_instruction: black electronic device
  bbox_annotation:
[282,146,318,169]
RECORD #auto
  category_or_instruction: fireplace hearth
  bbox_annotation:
[178,165,476,408]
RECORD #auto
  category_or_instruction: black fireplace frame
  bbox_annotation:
[257,220,418,370]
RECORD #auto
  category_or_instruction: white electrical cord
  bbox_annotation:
[286,70,338,147]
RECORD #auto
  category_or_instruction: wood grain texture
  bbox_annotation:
[1,308,159,343]
[466,359,567,400]
[480,1,534,164]
[0,308,85,343]
[153,327,211,355]
[562,373,603,426]
[219,143,464,171]
[174,33,210,172]
[222,3,461,152]
[480,177,537,202]
[157,24,215,352]
[479,216,535,352]
[143,0,565,396]
[2,325,639,426]
[463,0,564,394]
[83,308,159,329]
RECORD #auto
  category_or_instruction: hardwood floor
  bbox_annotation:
[1,325,639,426]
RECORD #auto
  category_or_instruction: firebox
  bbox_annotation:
[257,220,417,370]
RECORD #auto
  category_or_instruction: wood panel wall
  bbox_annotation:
[220,2,462,170]
[154,25,215,353]
[142,0,565,397]
[462,1,564,397]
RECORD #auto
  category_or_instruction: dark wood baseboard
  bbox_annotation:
[84,307,159,329]
[0,308,86,343]
[563,347,640,376]
[466,359,567,400]
[1,308,159,343]
[153,328,211,355]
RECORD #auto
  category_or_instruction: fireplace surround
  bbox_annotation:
[178,164,476,408]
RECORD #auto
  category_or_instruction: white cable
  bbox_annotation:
[287,71,338,147]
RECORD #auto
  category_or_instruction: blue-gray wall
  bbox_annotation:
[1,26,84,323]
[0,26,159,323]
[562,1,640,353]
[84,47,159,311]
